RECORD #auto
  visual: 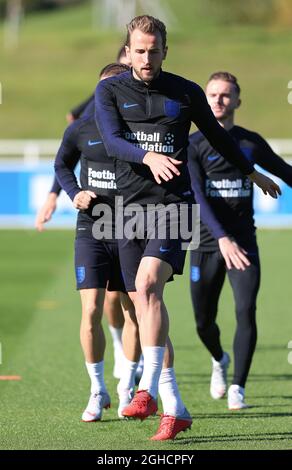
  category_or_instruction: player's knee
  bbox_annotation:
[196,315,214,335]
[235,304,256,326]
[135,276,160,301]
[123,311,139,328]
[104,290,120,309]
[82,303,103,324]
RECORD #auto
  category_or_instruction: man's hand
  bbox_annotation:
[248,169,281,198]
[218,236,251,271]
[143,152,183,184]
[35,192,58,232]
[73,190,97,210]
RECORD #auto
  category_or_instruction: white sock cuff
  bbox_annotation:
[108,326,123,341]
[86,360,104,370]
[159,367,175,384]
[123,357,138,369]
[142,346,165,360]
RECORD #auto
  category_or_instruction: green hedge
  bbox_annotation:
[0,0,83,18]
[199,0,292,26]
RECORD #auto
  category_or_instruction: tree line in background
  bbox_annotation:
[0,0,291,25]
[202,0,292,26]
[0,0,82,18]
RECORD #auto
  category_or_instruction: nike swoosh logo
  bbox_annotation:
[159,247,171,253]
[123,103,139,109]
[88,140,102,146]
[208,155,220,161]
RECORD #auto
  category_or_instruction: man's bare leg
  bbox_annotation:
[79,288,110,421]
[128,257,172,401]
[103,290,125,378]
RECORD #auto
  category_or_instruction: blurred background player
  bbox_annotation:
[54,62,143,421]
[35,43,131,231]
[34,46,144,384]
[188,71,292,409]
[65,44,131,124]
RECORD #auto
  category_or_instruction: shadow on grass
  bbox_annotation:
[252,396,292,399]
[174,431,292,445]
[189,412,292,419]
[176,373,292,385]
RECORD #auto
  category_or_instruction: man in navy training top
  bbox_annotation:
[94,15,280,440]
[35,51,144,384]
[187,71,292,409]
[54,63,142,422]
[54,62,189,430]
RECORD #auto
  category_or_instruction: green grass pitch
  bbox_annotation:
[0,229,291,450]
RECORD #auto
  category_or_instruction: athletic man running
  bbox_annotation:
[94,15,280,439]
[54,63,141,421]
[188,71,292,409]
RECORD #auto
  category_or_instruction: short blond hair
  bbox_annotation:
[207,72,241,95]
[126,15,167,49]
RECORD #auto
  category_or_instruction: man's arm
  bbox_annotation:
[54,122,96,210]
[35,190,59,232]
[254,133,292,186]
[95,80,146,164]
[187,141,250,270]
[54,123,82,200]
[187,141,227,240]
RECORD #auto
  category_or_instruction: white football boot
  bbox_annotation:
[210,352,230,399]
[228,384,249,410]
[117,383,134,419]
[82,391,111,422]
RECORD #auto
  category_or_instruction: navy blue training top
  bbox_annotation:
[54,114,118,234]
[95,70,254,206]
[188,125,292,251]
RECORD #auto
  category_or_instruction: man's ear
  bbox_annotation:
[125,45,131,61]
[162,46,168,60]
[236,98,242,109]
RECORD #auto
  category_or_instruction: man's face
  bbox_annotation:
[206,79,240,121]
[126,28,167,83]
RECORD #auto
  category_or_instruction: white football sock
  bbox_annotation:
[85,361,107,394]
[108,326,125,377]
[137,354,144,371]
[117,357,138,391]
[108,326,124,357]
[158,367,185,416]
[138,346,165,399]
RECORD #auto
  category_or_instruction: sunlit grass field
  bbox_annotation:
[0,229,291,450]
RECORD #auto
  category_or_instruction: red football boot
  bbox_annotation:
[150,409,192,440]
[122,390,158,420]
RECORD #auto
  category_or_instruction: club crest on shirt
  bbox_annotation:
[164,99,180,118]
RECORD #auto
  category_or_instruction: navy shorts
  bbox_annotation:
[75,234,125,292]
[118,203,194,292]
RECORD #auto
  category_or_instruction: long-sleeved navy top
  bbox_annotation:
[54,114,118,227]
[95,69,254,206]
[188,126,292,251]
[50,99,95,195]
